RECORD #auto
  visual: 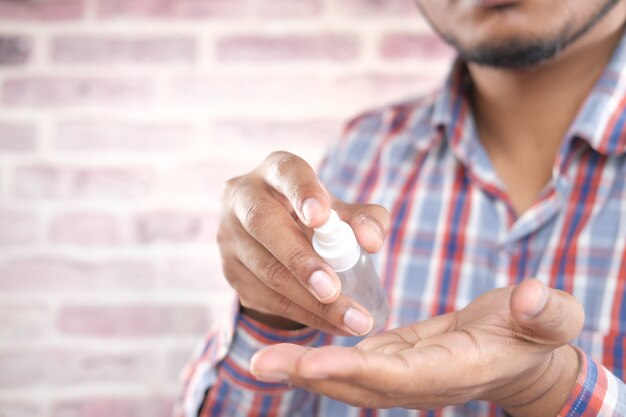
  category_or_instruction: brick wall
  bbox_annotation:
[0,0,453,415]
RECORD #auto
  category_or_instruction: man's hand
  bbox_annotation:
[218,151,391,336]
[250,279,584,416]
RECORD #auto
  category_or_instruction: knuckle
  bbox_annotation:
[285,247,317,278]
[216,219,239,261]
[220,261,233,281]
[220,260,241,288]
[259,256,288,289]
[287,182,316,206]
[275,294,295,317]
[273,153,303,180]
[221,175,243,205]
[305,313,331,330]
[266,150,295,167]
[313,299,340,319]
[243,202,267,236]
[215,221,228,246]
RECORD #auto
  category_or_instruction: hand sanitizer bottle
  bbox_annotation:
[312,210,389,333]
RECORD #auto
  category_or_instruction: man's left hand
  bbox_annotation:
[250,279,584,417]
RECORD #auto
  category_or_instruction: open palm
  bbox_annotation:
[250,279,584,414]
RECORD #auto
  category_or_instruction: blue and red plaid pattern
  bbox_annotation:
[175,33,626,417]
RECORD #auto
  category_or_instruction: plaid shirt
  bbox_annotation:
[176,33,626,417]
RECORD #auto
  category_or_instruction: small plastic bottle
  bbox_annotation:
[312,210,389,333]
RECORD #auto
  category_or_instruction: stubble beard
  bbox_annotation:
[435,0,621,68]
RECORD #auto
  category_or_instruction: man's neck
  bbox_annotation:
[466,11,626,215]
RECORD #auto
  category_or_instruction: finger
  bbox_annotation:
[509,279,585,346]
[253,344,410,393]
[261,151,331,227]
[252,340,474,405]
[231,186,342,304]
[225,260,350,335]
[297,336,476,401]
[335,201,391,253]
[232,228,374,336]
[251,345,395,408]
[232,216,338,303]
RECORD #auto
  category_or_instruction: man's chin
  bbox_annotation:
[455,38,564,68]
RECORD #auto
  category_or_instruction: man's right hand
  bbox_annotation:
[217,151,391,336]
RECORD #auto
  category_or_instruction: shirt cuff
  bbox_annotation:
[238,312,321,345]
[222,312,323,391]
[557,347,619,417]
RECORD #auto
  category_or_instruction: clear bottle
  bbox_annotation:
[312,210,389,333]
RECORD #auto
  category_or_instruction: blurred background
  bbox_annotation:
[0,0,452,416]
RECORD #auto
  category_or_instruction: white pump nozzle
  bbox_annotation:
[312,210,360,272]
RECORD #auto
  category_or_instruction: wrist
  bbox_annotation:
[501,345,581,417]
[240,305,306,331]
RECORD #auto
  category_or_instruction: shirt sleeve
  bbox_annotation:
[173,108,393,417]
[557,348,626,417]
[174,299,331,417]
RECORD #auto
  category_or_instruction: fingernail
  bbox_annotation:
[359,216,384,246]
[525,284,549,318]
[253,371,289,383]
[309,270,338,301]
[302,198,323,224]
[343,307,373,335]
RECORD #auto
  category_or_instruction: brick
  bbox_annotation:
[0,402,43,417]
[158,160,254,198]
[337,0,420,17]
[0,121,37,152]
[217,34,359,62]
[2,77,152,107]
[0,258,155,292]
[58,304,209,337]
[97,0,246,19]
[51,36,196,64]
[167,73,440,113]
[13,164,153,199]
[0,350,156,387]
[0,36,32,65]
[134,211,210,243]
[0,303,49,340]
[49,212,121,246]
[53,397,174,417]
[167,348,197,380]
[166,75,329,110]
[381,33,454,60]
[253,0,322,18]
[0,0,83,21]
[162,253,231,291]
[211,118,342,153]
[0,208,38,246]
[54,120,192,152]
[333,72,445,109]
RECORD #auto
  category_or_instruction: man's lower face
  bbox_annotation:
[414,0,622,68]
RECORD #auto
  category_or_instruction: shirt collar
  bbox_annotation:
[432,58,467,131]
[570,29,626,156]
[432,31,626,157]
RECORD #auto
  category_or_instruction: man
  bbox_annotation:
[177,0,626,416]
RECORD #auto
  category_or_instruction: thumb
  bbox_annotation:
[334,201,391,253]
[509,279,584,346]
